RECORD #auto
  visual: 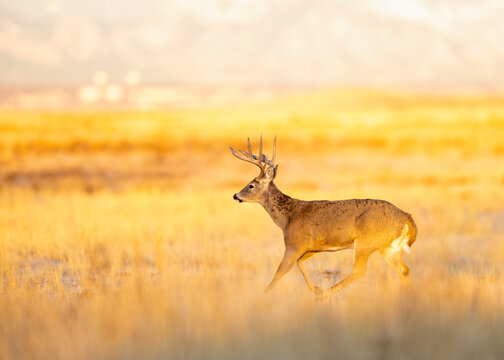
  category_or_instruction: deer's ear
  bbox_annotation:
[265,166,277,180]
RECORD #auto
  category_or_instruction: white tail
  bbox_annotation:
[391,224,411,254]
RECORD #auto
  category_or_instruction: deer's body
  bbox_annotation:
[264,182,416,251]
[231,137,417,297]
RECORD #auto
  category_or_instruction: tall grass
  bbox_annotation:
[1,89,504,359]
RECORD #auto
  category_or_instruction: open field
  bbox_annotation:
[1,89,504,359]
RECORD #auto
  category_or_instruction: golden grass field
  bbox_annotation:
[1,89,504,359]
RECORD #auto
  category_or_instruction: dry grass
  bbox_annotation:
[1,89,504,359]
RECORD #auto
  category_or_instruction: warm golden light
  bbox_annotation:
[1,90,504,359]
[1,1,503,359]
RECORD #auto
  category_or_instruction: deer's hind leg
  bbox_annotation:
[318,241,375,298]
[380,247,410,285]
[297,252,321,294]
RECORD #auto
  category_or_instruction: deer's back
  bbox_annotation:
[287,199,414,249]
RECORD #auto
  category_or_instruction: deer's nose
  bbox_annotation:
[233,194,243,203]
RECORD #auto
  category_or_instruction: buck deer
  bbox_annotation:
[230,136,417,297]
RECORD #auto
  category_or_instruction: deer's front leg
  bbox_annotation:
[297,251,322,294]
[265,247,301,293]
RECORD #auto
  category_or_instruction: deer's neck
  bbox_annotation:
[261,182,295,231]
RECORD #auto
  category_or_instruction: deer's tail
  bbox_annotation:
[391,215,417,254]
[401,215,417,254]
[405,215,417,247]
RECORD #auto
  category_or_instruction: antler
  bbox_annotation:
[229,135,277,178]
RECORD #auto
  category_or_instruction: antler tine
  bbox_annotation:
[258,134,263,167]
[271,135,277,165]
[230,136,278,177]
[230,146,264,172]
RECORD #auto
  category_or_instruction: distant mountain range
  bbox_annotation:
[0,0,503,88]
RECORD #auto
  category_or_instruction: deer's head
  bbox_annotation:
[230,136,278,204]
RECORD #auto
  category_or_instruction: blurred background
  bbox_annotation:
[1,0,504,109]
[2,2,504,360]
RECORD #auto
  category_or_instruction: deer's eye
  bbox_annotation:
[249,184,254,189]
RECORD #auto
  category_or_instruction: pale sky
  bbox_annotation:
[0,0,503,88]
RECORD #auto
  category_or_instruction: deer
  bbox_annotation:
[230,136,417,297]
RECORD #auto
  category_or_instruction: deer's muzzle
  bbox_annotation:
[233,194,243,203]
